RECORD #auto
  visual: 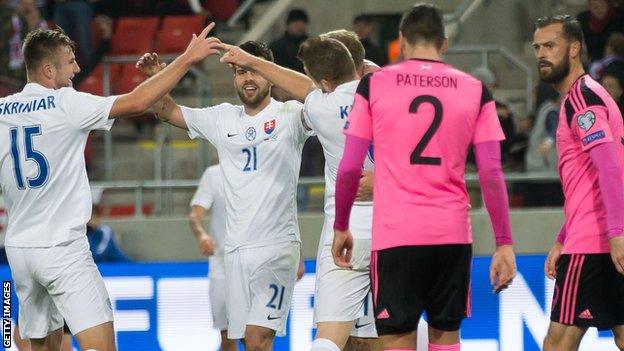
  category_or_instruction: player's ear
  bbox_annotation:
[320,79,332,93]
[41,60,55,81]
[569,40,581,59]
[440,38,449,56]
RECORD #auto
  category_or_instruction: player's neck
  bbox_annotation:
[244,96,271,116]
[403,45,443,62]
[555,63,585,96]
[26,76,55,90]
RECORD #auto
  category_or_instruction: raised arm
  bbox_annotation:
[136,53,187,129]
[218,43,315,102]
[109,23,220,121]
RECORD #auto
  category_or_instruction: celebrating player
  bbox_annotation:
[137,41,310,351]
[218,34,379,351]
[189,164,238,351]
[332,4,516,351]
[0,24,220,351]
[534,15,624,350]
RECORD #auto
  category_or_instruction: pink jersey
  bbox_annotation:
[344,59,505,251]
[557,74,624,254]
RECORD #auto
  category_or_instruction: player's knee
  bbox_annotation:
[428,319,461,332]
[244,334,271,351]
[344,337,376,351]
[542,334,567,351]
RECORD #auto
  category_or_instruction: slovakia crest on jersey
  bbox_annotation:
[264,119,276,134]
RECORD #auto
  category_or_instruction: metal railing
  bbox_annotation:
[91,172,560,218]
[98,54,212,182]
[446,45,534,112]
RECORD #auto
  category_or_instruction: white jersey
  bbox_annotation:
[182,98,312,252]
[190,164,226,272]
[0,83,116,247]
[303,81,374,245]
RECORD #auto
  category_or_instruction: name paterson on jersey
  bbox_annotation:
[0,96,56,116]
[396,73,458,89]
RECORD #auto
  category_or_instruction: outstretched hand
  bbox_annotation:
[136,52,167,77]
[215,43,258,69]
[181,22,222,64]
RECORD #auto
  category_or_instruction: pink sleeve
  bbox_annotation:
[344,74,373,141]
[556,224,567,244]
[571,105,613,151]
[472,85,505,144]
[333,135,370,231]
[588,142,624,239]
[474,140,513,246]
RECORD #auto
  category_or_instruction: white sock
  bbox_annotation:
[310,338,341,351]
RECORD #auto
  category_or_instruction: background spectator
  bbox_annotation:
[269,8,309,73]
[472,66,525,169]
[87,205,131,263]
[590,32,624,78]
[269,8,309,102]
[601,62,624,112]
[519,83,564,207]
[73,14,113,85]
[0,0,12,77]
[53,0,96,62]
[353,14,387,66]
[576,0,624,63]
[525,83,560,173]
[8,0,47,83]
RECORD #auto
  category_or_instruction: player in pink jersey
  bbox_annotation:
[534,15,624,350]
[332,4,516,351]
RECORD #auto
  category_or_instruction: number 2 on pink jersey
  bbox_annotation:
[409,95,443,165]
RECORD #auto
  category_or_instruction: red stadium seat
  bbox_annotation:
[105,204,153,217]
[114,63,147,94]
[111,17,160,55]
[78,64,122,96]
[203,0,239,20]
[155,15,205,53]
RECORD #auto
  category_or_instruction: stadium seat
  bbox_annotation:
[203,0,239,20]
[155,15,205,53]
[78,64,122,95]
[114,63,147,94]
[111,17,160,55]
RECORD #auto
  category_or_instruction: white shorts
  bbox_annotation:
[225,241,300,339]
[6,237,113,339]
[209,255,227,331]
[314,242,377,338]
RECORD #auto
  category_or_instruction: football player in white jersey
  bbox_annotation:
[218,34,381,351]
[0,25,220,351]
[137,41,309,351]
[189,164,238,351]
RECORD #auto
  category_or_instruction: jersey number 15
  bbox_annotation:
[9,125,49,189]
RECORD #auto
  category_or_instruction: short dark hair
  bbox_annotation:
[354,14,374,24]
[297,37,356,84]
[23,28,75,73]
[320,30,365,72]
[399,3,445,48]
[286,8,309,24]
[535,15,585,48]
[239,41,274,62]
